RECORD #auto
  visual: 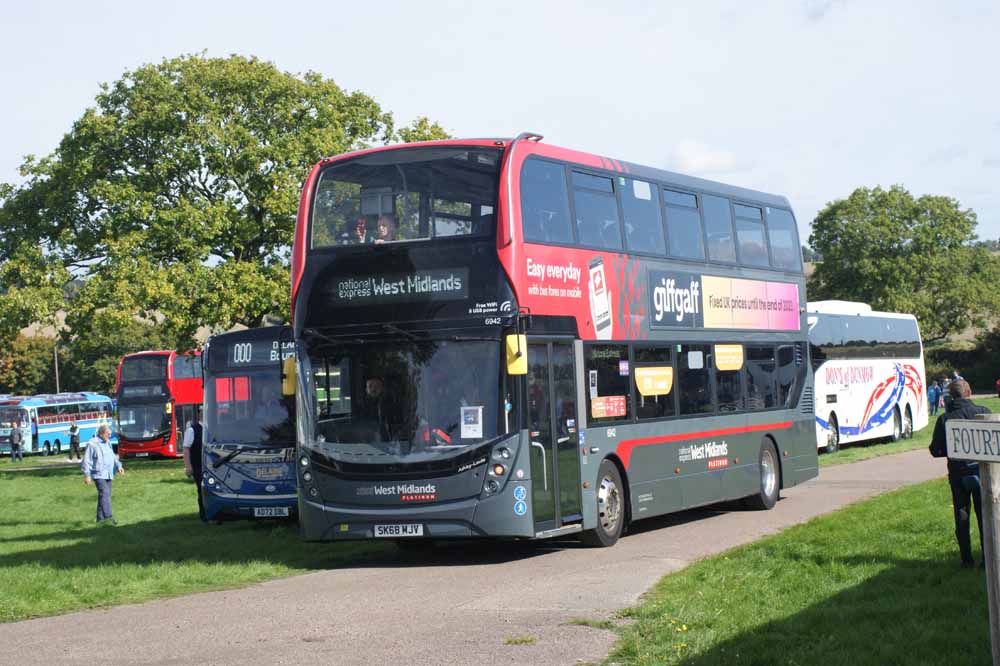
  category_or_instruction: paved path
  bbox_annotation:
[2,450,944,666]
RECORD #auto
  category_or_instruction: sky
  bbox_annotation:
[1,0,998,243]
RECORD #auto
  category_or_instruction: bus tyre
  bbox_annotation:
[825,414,840,454]
[43,442,51,456]
[903,405,913,439]
[747,440,780,510]
[581,459,625,548]
[891,407,902,442]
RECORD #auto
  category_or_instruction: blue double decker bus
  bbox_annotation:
[201,327,297,521]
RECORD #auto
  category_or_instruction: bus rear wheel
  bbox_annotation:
[746,440,780,510]
[580,459,625,548]
[825,414,840,454]
[891,408,902,442]
[903,405,913,439]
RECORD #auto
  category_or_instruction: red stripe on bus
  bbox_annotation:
[615,421,794,469]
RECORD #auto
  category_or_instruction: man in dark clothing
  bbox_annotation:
[182,408,207,522]
[10,421,24,462]
[67,420,82,461]
[929,380,990,568]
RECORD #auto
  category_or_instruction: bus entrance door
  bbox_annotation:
[527,342,583,533]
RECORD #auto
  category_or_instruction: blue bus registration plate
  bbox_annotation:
[374,524,424,538]
[253,507,290,518]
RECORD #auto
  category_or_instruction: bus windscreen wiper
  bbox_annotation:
[213,446,252,468]
[381,324,420,341]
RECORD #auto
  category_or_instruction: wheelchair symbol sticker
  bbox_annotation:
[513,486,526,501]
[514,500,527,516]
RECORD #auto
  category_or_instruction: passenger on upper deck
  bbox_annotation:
[353,218,372,244]
[374,215,397,244]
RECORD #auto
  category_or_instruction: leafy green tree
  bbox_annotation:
[61,315,175,394]
[0,54,400,349]
[396,116,450,143]
[0,335,62,395]
[808,185,999,342]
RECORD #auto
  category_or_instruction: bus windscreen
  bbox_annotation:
[306,339,500,461]
[120,355,169,382]
[205,368,295,446]
[310,147,501,248]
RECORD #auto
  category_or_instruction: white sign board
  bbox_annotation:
[945,419,1000,463]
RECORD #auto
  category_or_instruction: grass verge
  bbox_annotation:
[0,460,389,622]
[606,478,992,666]
[819,396,1000,467]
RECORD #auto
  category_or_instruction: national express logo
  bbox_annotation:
[649,270,703,328]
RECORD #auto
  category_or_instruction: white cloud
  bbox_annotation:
[668,139,747,176]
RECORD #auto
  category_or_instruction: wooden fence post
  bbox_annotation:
[976,413,1000,666]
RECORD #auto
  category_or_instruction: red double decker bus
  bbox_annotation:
[115,351,203,459]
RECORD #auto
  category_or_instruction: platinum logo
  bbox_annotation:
[652,276,701,323]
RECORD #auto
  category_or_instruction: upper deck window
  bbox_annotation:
[172,354,202,380]
[734,203,770,268]
[521,159,574,244]
[310,147,502,248]
[702,195,737,263]
[765,208,802,271]
[572,172,622,250]
[121,355,169,382]
[663,189,705,261]
[621,178,666,255]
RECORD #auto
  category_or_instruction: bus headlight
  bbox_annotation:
[492,464,506,476]
[299,455,310,468]
[485,479,499,494]
[207,477,216,486]
[308,487,319,498]
[302,471,313,483]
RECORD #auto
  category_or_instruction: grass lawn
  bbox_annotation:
[605,477,992,666]
[0,454,83,469]
[820,396,1000,467]
[0,460,389,623]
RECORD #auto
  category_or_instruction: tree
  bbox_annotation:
[61,315,175,394]
[0,54,402,350]
[808,185,1000,342]
[0,335,62,395]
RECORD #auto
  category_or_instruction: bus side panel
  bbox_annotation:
[813,358,926,448]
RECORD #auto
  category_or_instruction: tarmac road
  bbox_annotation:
[2,449,944,666]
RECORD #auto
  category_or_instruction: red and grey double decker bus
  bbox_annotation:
[290,134,818,546]
[115,351,203,459]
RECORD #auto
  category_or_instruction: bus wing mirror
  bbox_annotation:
[282,357,297,396]
[506,334,527,376]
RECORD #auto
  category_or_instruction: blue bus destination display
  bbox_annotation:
[227,340,295,367]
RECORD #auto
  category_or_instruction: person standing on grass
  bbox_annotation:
[929,380,989,568]
[10,419,24,462]
[182,407,206,522]
[928,382,940,416]
[67,420,81,461]
[82,424,124,525]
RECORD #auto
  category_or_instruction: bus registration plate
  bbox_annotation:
[253,507,290,518]
[374,524,424,538]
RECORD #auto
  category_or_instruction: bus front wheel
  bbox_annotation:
[580,459,625,548]
[903,405,913,439]
[746,440,780,510]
